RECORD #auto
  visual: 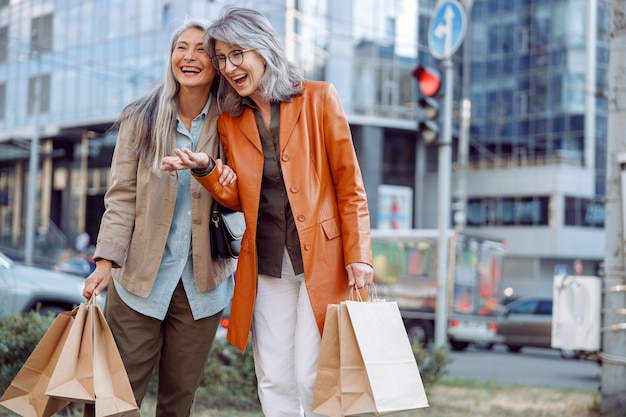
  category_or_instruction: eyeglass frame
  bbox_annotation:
[211,49,254,71]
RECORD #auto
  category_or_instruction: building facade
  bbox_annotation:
[0,0,609,297]
[457,0,610,295]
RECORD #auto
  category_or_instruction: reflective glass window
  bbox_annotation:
[31,14,53,54]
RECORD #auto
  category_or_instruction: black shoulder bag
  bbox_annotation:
[209,145,245,261]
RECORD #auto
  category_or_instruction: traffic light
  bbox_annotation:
[413,65,441,144]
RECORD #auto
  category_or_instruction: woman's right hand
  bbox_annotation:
[83,259,113,299]
[161,148,210,171]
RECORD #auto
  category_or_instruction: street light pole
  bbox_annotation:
[426,0,467,348]
[24,63,41,265]
[434,56,454,347]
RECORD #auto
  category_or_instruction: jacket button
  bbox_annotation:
[282,154,289,161]
[297,215,305,222]
[192,192,201,199]
[193,219,201,225]
[290,185,298,193]
[304,244,312,251]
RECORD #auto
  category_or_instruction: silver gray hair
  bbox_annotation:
[207,7,304,117]
[114,19,214,174]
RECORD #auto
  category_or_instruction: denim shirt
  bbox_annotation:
[115,99,234,320]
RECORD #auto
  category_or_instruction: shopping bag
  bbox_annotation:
[311,304,341,417]
[92,303,139,417]
[0,310,75,417]
[340,299,429,416]
[45,300,96,403]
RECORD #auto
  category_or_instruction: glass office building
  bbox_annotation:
[456,0,610,294]
[0,0,610,296]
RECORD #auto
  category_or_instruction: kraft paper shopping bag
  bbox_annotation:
[312,304,341,417]
[341,299,429,416]
[92,303,139,417]
[46,300,96,403]
[338,300,377,416]
[0,310,75,417]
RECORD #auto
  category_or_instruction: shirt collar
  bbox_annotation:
[176,96,212,124]
[242,96,291,110]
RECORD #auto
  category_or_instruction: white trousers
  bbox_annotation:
[252,249,325,417]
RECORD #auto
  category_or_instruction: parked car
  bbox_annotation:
[56,256,95,277]
[497,295,558,353]
[0,250,93,317]
[448,316,501,351]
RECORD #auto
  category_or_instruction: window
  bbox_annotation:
[564,196,605,228]
[0,26,7,64]
[515,27,528,52]
[0,84,5,120]
[466,196,549,226]
[537,300,552,315]
[509,300,538,315]
[513,91,527,118]
[28,74,51,115]
[31,14,53,54]
[162,4,171,28]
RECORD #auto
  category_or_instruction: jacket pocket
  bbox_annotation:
[320,216,342,240]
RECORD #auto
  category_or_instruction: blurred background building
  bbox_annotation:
[0,0,611,297]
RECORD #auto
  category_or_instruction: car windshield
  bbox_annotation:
[509,300,538,314]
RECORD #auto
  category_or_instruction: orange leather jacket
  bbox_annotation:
[195,81,372,351]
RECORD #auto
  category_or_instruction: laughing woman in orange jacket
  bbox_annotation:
[161,7,373,417]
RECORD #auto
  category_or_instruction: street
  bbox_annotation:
[442,344,601,391]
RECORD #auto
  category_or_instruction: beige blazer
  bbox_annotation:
[94,99,236,297]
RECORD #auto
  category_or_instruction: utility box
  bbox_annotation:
[551,274,601,352]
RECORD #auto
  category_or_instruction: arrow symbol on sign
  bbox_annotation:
[433,5,456,56]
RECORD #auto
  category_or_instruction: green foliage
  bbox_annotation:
[411,341,453,390]
[0,312,54,394]
[196,338,260,410]
[0,313,451,415]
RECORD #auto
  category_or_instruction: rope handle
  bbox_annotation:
[348,283,380,302]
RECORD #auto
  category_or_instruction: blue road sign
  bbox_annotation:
[428,0,467,60]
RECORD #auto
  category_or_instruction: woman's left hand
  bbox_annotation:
[346,262,374,289]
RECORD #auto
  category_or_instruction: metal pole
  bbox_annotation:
[455,3,472,231]
[434,56,454,347]
[24,73,40,265]
[601,0,626,412]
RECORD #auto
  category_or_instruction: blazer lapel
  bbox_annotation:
[234,110,264,154]
[279,94,304,152]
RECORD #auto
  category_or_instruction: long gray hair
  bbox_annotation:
[206,7,304,117]
[112,19,216,174]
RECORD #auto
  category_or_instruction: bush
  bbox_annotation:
[411,341,453,390]
[0,313,451,413]
[0,312,54,394]
[196,338,260,410]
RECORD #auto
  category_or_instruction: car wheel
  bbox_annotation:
[560,349,579,360]
[506,345,522,353]
[406,322,430,346]
[450,340,470,351]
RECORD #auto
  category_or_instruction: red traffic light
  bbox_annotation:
[412,65,441,97]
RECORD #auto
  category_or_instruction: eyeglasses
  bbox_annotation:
[211,49,254,70]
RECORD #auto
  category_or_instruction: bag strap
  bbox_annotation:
[212,140,223,211]
[348,283,379,302]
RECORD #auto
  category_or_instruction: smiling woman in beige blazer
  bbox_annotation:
[82,19,237,417]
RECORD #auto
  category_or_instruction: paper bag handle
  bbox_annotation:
[349,283,379,302]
